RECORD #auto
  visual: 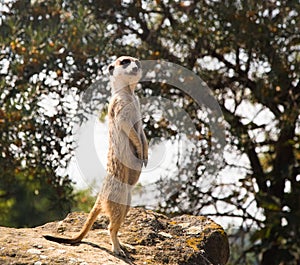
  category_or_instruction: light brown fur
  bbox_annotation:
[44,56,148,256]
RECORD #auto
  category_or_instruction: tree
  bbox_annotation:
[88,1,299,264]
[1,0,299,264]
[0,0,108,227]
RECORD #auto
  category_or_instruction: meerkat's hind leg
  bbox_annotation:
[109,221,125,256]
[106,202,128,256]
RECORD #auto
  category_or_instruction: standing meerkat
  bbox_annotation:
[44,56,148,256]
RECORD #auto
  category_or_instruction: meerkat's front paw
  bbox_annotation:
[143,143,148,167]
[143,150,148,167]
[136,146,143,161]
[143,159,148,167]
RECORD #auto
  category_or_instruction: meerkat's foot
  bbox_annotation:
[110,234,126,256]
[112,244,127,257]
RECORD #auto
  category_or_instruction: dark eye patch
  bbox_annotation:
[108,65,114,75]
[120,59,131,67]
[135,61,141,69]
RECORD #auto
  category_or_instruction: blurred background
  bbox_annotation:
[0,1,299,264]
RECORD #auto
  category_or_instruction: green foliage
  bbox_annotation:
[72,188,96,213]
[0,0,299,264]
[0,0,114,228]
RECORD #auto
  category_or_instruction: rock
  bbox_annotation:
[0,208,229,265]
[27,248,42,254]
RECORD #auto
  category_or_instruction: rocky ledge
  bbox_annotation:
[0,208,229,265]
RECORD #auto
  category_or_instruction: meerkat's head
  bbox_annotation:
[108,56,142,92]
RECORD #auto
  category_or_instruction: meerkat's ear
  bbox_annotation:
[108,65,115,76]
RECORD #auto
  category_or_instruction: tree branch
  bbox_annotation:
[221,106,268,193]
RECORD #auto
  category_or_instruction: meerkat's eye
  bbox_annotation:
[135,61,141,69]
[120,59,131,66]
[108,65,114,75]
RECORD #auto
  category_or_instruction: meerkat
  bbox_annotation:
[43,56,148,256]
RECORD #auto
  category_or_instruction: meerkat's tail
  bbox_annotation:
[43,234,81,244]
[43,194,102,244]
